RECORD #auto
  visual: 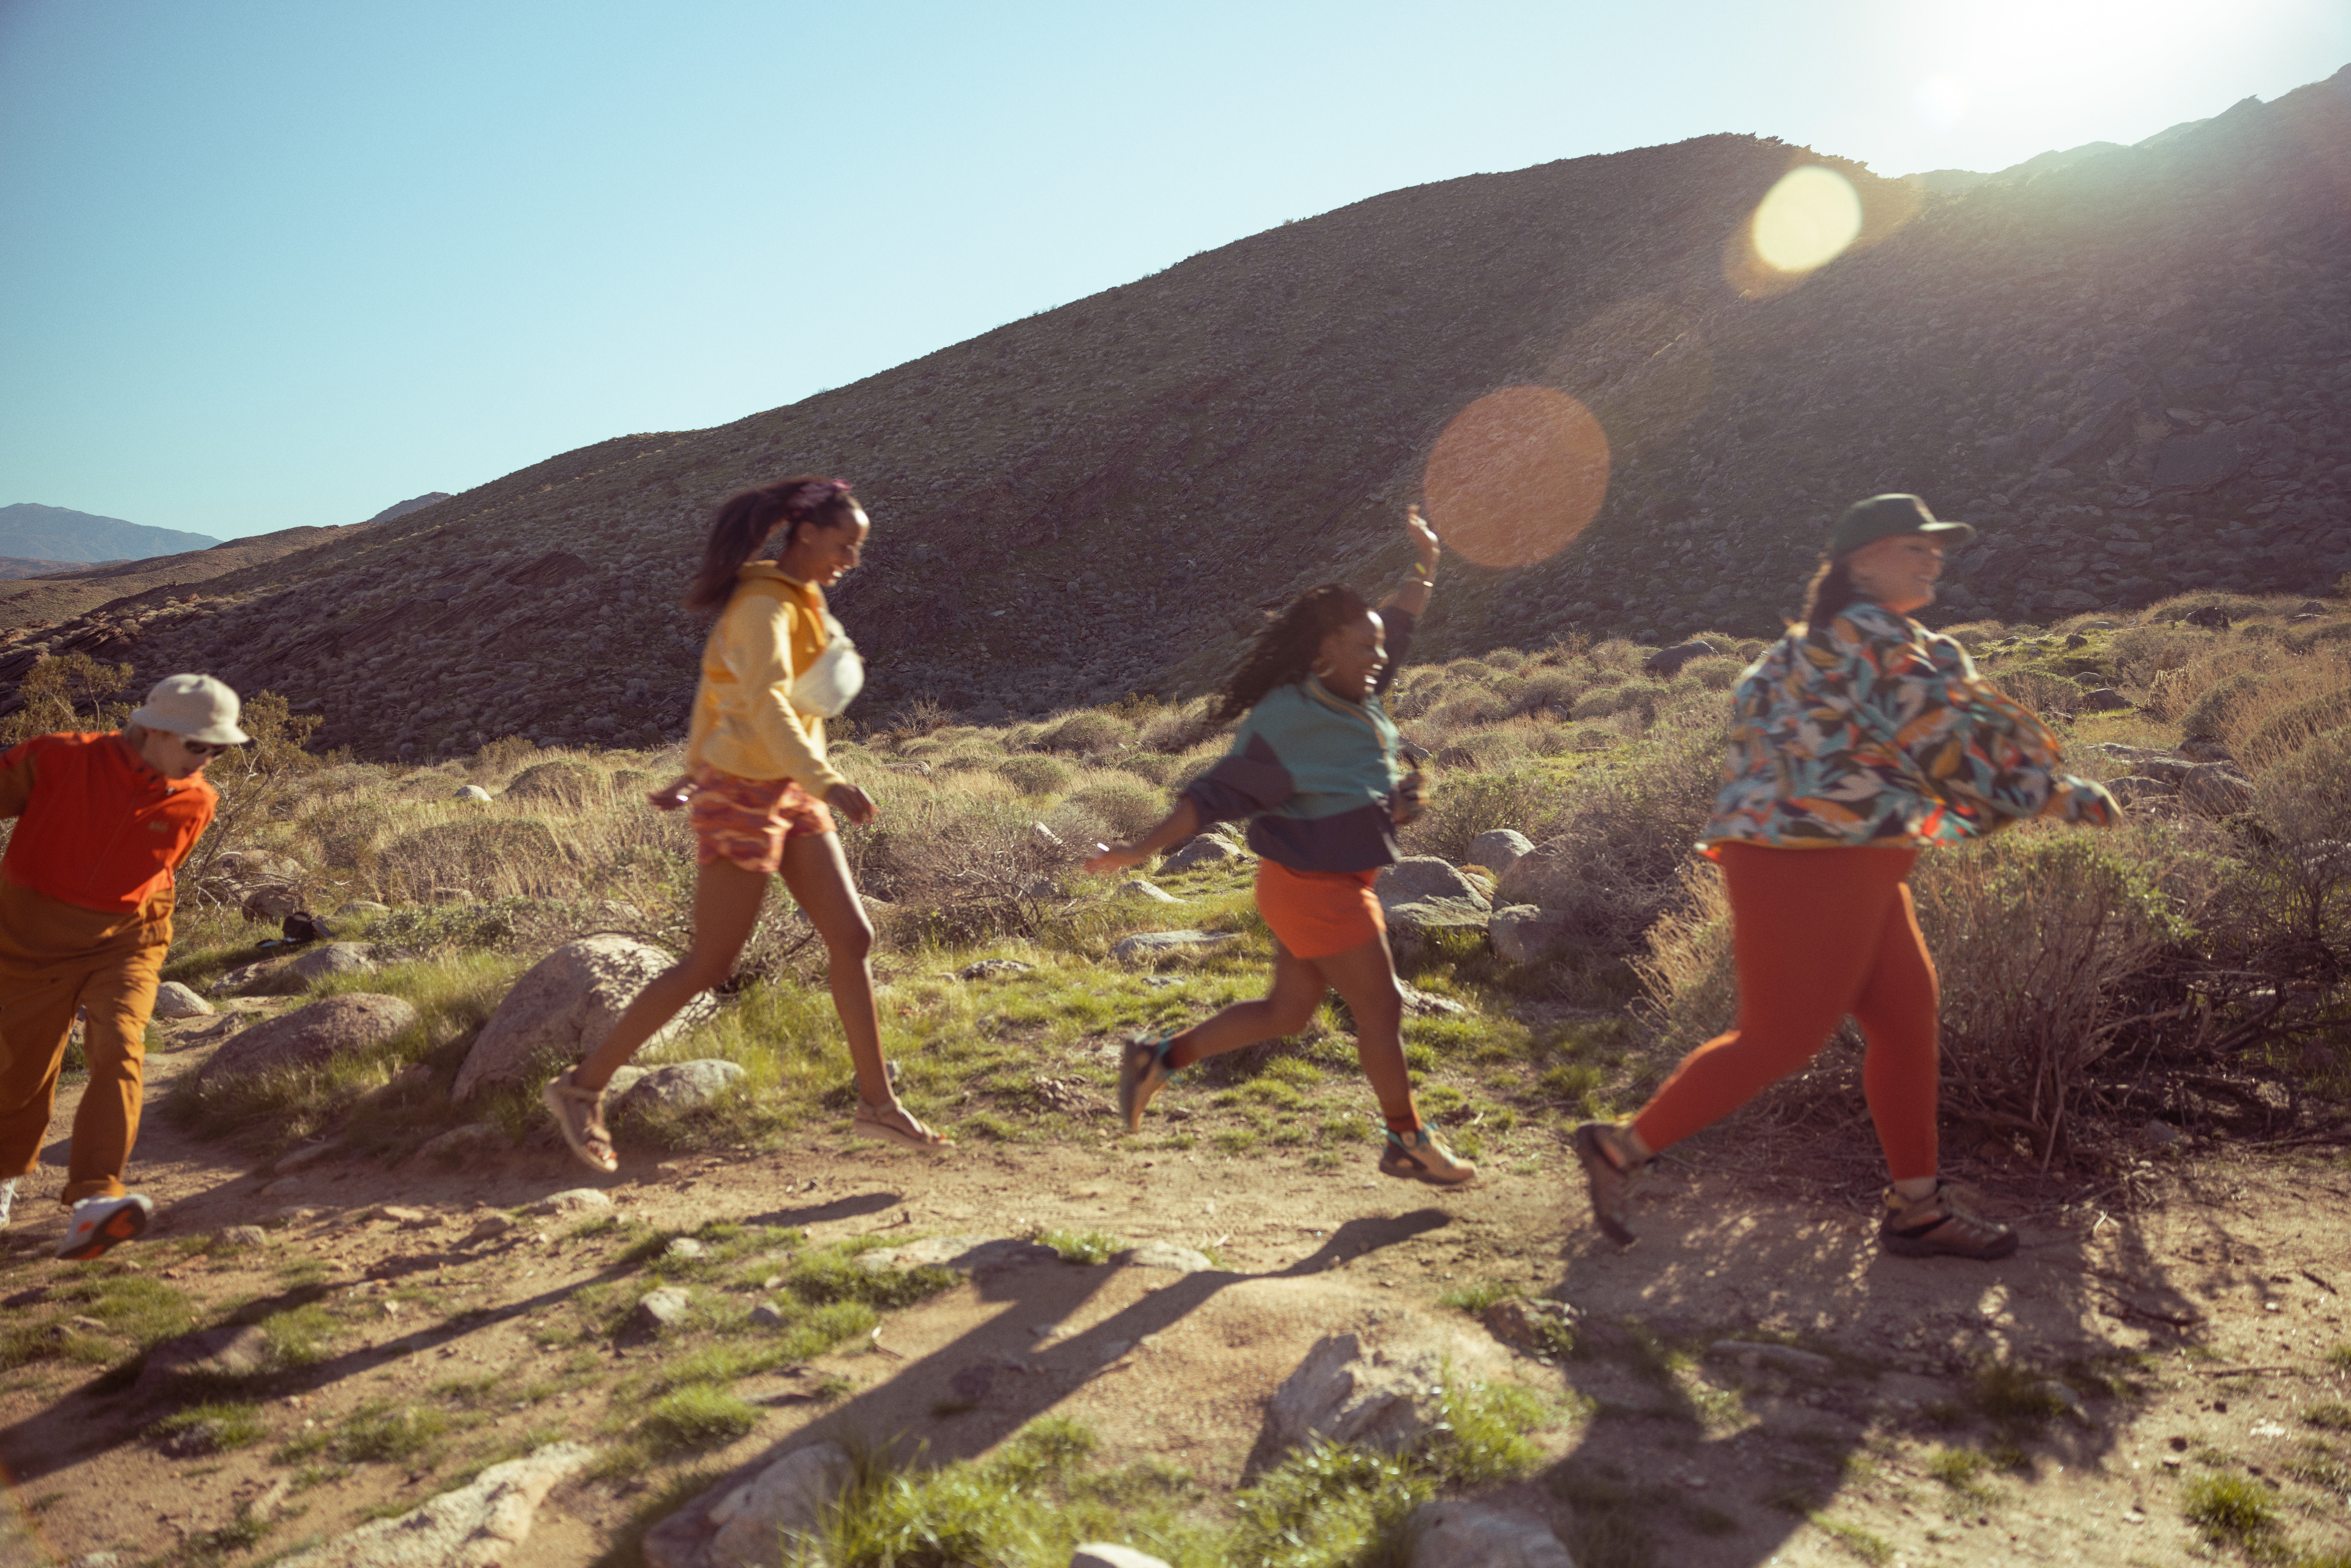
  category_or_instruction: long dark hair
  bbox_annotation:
[1799,554,1863,639]
[684,476,858,612]
[1214,583,1371,723]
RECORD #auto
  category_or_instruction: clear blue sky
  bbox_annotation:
[3,1,2345,541]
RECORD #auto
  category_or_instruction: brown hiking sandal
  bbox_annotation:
[1378,1127,1477,1186]
[1880,1182,2018,1261]
[1573,1120,1646,1246]
[542,1069,617,1174]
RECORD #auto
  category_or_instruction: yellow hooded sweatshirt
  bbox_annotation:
[684,564,848,794]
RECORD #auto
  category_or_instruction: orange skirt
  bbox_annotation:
[1255,859,1385,960]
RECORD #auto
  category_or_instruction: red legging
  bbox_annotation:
[1631,843,1939,1181]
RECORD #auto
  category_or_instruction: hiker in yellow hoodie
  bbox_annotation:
[542,477,946,1169]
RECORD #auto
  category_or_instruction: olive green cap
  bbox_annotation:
[1826,494,1976,558]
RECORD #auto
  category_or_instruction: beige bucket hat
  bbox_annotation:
[128,674,250,746]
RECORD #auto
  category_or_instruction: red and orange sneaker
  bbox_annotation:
[55,1194,152,1262]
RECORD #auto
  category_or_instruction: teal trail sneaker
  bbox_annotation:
[1880,1182,2018,1261]
[1118,1031,1182,1132]
[1378,1127,1477,1186]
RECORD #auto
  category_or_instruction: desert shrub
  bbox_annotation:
[1447,728,1532,769]
[2104,624,2214,690]
[1569,684,1628,721]
[1482,647,1527,669]
[1427,690,1508,732]
[465,735,545,782]
[0,652,134,746]
[2244,689,2351,767]
[1631,861,1737,1056]
[2285,619,2351,654]
[996,755,1072,796]
[851,793,1097,941]
[376,816,584,903]
[1510,670,1583,717]
[2178,672,2265,741]
[1069,775,1166,841]
[1990,668,2092,720]
[1682,656,1744,692]
[505,758,606,807]
[1109,752,1181,786]
[1406,766,1566,864]
[1940,620,2009,650]
[180,692,327,906]
[1917,832,2194,1162]
[1138,699,1222,753]
[1034,711,1134,755]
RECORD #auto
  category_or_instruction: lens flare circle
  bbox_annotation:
[1751,165,1864,276]
[1423,386,1610,570]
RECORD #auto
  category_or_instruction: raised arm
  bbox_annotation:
[1373,506,1441,694]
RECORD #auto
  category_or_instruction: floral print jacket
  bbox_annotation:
[1698,601,2119,852]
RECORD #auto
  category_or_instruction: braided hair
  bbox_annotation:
[1213,583,1372,723]
[684,476,857,612]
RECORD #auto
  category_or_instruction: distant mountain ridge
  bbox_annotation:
[0,504,216,563]
[4,65,2349,759]
[364,492,452,525]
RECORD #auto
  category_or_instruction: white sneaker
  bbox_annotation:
[0,1178,15,1229]
[56,1193,152,1262]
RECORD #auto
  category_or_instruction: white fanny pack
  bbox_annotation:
[789,611,865,718]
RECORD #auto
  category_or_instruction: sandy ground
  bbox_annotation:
[3,1025,2350,1568]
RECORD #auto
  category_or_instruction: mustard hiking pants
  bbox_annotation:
[0,879,171,1206]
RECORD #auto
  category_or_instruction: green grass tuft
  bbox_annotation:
[637,1386,762,1456]
[1037,1228,1123,1266]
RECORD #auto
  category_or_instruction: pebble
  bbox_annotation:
[527,1188,614,1216]
[218,1225,270,1249]
[665,1237,707,1261]
[750,1299,787,1328]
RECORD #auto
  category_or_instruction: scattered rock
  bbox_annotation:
[2140,1119,2188,1149]
[268,1441,593,1568]
[452,935,711,1101]
[240,884,304,922]
[464,1214,517,1245]
[2081,743,2192,783]
[374,1205,436,1227]
[151,981,213,1019]
[2104,775,2179,806]
[1070,1548,1174,1568]
[1489,905,1572,964]
[1264,1333,1450,1456]
[417,1123,507,1163]
[1110,930,1236,962]
[1119,1241,1214,1274]
[1406,1502,1576,1568]
[1118,880,1181,903]
[1374,856,1491,913]
[1161,834,1244,871]
[527,1188,614,1216]
[1381,898,1493,956]
[665,1237,708,1262]
[335,899,393,918]
[748,1299,787,1328]
[1480,1297,1578,1354]
[857,1235,1059,1276]
[641,1442,851,1568]
[615,1059,746,1113]
[453,784,494,802]
[2183,604,2233,630]
[1642,639,1715,677]
[2181,762,2255,816]
[2178,737,2237,763]
[210,958,296,997]
[1708,1340,1837,1375]
[1397,983,1468,1017]
[2079,687,2132,712]
[627,1287,694,1339]
[289,942,378,985]
[196,993,420,1082]
[958,958,1036,980]
[1468,829,1535,876]
[135,1324,273,1396]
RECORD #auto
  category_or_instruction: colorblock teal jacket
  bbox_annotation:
[1181,608,1417,873]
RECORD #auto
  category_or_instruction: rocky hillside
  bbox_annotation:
[0,525,364,633]
[5,67,2348,758]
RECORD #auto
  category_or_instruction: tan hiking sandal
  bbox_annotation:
[1118,1030,1182,1132]
[1378,1126,1478,1186]
[1880,1182,2018,1261]
[852,1099,952,1151]
[542,1069,617,1174]
[1573,1120,1647,1245]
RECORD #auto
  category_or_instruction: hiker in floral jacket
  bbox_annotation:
[1574,495,2118,1263]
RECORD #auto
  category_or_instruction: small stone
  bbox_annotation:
[2140,1119,2187,1148]
[272,1140,341,1174]
[464,1214,517,1245]
[1070,1547,1175,1568]
[218,1225,270,1249]
[1110,930,1236,962]
[150,981,214,1019]
[333,899,392,918]
[1161,833,1244,871]
[628,1286,693,1338]
[1119,1241,1214,1274]
[665,1237,707,1261]
[453,784,494,802]
[959,958,1036,981]
[374,1205,434,1226]
[527,1187,614,1216]
[1374,856,1491,913]
[750,1299,787,1328]
[2080,687,2132,712]
[1119,880,1181,903]
[644,1442,850,1568]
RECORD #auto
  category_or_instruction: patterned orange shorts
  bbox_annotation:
[688,764,835,875]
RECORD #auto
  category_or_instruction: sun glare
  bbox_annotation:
[1749,165,1865,277]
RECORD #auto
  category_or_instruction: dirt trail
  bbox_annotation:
[5,1031,2351,1567]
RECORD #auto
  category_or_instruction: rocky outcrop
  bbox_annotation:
[642,1443,851,1568]
[196,994,419,1082]
[269,1442,593,1567]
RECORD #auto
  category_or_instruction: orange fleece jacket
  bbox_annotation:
[0,732,217,914]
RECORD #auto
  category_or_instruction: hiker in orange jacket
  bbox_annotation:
[0,674,245,1260]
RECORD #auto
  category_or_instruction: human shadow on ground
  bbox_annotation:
[1516,1166,2202,1568]
[0,1186,912,1481]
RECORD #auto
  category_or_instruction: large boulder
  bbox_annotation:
[197,995,420,1083]
[642,1442,851,1568]
[2182,762,2255,816]
[1642,640,1714,677]
[290,942,378,985]
[150,981,213,1020]
[1374,857,1489,913]
[1263,1333,1450,1456]
[1162,833,1246,871]
[1489,906,1572,964]
[269,1442,593,1568]
[1406,1503,1576,1568]
[1468,829,1535,876]
[451,936,711,1101]
[616,1059,746,1113]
